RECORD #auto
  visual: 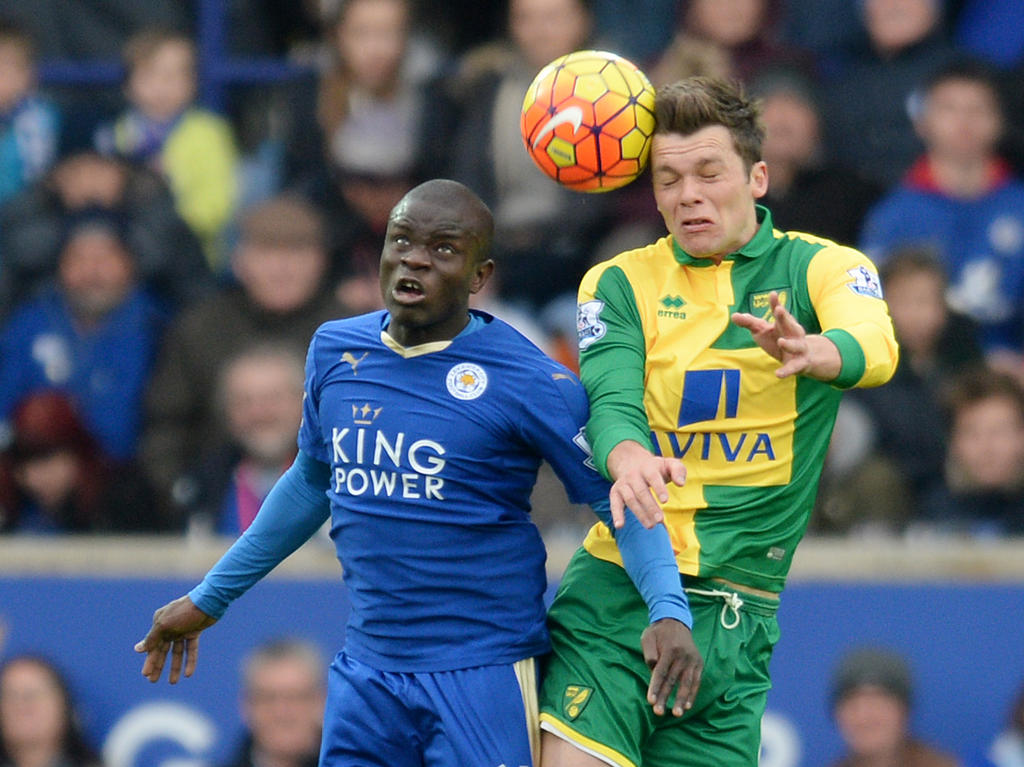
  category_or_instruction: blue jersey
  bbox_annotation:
[298,310,609,672]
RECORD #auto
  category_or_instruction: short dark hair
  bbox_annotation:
[945,367,1024,422]
[654,77,765,169]
[122,27,195,72]
[878,246,949,288]
[0,20,36,64]
[922,57,1002,113]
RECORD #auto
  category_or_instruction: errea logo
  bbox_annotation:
[657,294,686,319]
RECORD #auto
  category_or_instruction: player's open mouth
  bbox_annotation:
[393,278,425,302]
[680,217,713,231]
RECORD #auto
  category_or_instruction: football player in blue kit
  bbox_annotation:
[134,179,700,766]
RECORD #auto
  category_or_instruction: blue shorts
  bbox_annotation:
[319,651,539,767]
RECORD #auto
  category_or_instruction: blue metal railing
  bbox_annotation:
[36,0,313,113]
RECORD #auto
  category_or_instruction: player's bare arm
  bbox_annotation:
[643,619,703,716]
[134,595,217,684]
[606,440,687,528]
[732,291,842,382]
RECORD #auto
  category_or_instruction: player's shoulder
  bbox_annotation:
[472,312,585,388]
[581,235,674,290]
[773,228,875,267]
[311,310,386,345]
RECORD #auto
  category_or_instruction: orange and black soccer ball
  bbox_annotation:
[520,49,656,193]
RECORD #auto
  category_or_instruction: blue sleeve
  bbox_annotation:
[188,450,331,618]
[297,330,331,463]
[589,497,692,628]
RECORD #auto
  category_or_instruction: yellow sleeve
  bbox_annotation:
[806,244,899,389]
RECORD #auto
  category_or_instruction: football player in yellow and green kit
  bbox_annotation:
[539,77,900,767]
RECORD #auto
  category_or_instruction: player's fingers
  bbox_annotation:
[672,663,703,717]
[730,312,762,332]
[609,489,627,529]
[662,458,687,488]
[141,644,168,682]
[184,636,199,678]
[646,655,679,716]
[168,639,185,684]
[618,480,662,527]
[632,482,665,527]
[645,468,672,505]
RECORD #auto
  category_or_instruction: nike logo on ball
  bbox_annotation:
[532,106,584,147]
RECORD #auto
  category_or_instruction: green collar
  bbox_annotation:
[671,205,775,266]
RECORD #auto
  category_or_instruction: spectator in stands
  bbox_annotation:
[827,647,960,767]
[139,195,346,517]
[823,0,961,189]
[0,655,102,767]
[754,69,882,246]
[222,639,325,767]
[970,680,1024,767]
[0,150,212,322]
[95,28,239,271]
[848,249,983,511]
[0,21,59,205]
[859,59,1024,364]
[653,0,816,86]
[291,0,439,313]
[810,398,913,536]
[0,392,155,533]
[419,0,611,317]
[921,368,1024,537]
[181,343,305,537]
[0,208,167,464]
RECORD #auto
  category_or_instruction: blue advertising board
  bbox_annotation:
[1,574,1021,767]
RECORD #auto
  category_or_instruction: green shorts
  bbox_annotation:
[539,548,781,767]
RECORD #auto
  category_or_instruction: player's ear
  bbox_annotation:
[469,259,495,295]
[750,160,768,200]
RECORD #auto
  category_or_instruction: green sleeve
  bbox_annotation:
[579,266,652,478]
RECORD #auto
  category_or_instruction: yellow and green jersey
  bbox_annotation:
[577,207,899,593]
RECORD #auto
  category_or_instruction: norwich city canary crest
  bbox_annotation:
[748,288,789,321]
[563,685,593,720]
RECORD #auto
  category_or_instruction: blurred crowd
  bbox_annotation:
[0,0,1022,544]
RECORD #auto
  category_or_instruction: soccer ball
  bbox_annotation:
[520,49,656,193]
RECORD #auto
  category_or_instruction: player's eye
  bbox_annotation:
[435,243,456,256]
[392,235,411,247]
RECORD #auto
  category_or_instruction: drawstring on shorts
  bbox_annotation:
[684,587,744,629]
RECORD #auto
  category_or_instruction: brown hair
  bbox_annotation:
[122,27,196,73]
[654,76,765,169]
[0,20,36,64]
[944,367,1024,422]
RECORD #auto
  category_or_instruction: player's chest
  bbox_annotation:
[313,350,513,465]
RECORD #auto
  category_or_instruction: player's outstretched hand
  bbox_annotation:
[731,291,840,381]
[642,618,703,717]
[134,595,217,684]
[606,440,686,528]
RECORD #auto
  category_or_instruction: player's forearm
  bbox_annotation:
[189,450,331,617]
[589,497,692,627]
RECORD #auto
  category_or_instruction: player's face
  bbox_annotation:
[379,195,494,346]
[651,126,767,262]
